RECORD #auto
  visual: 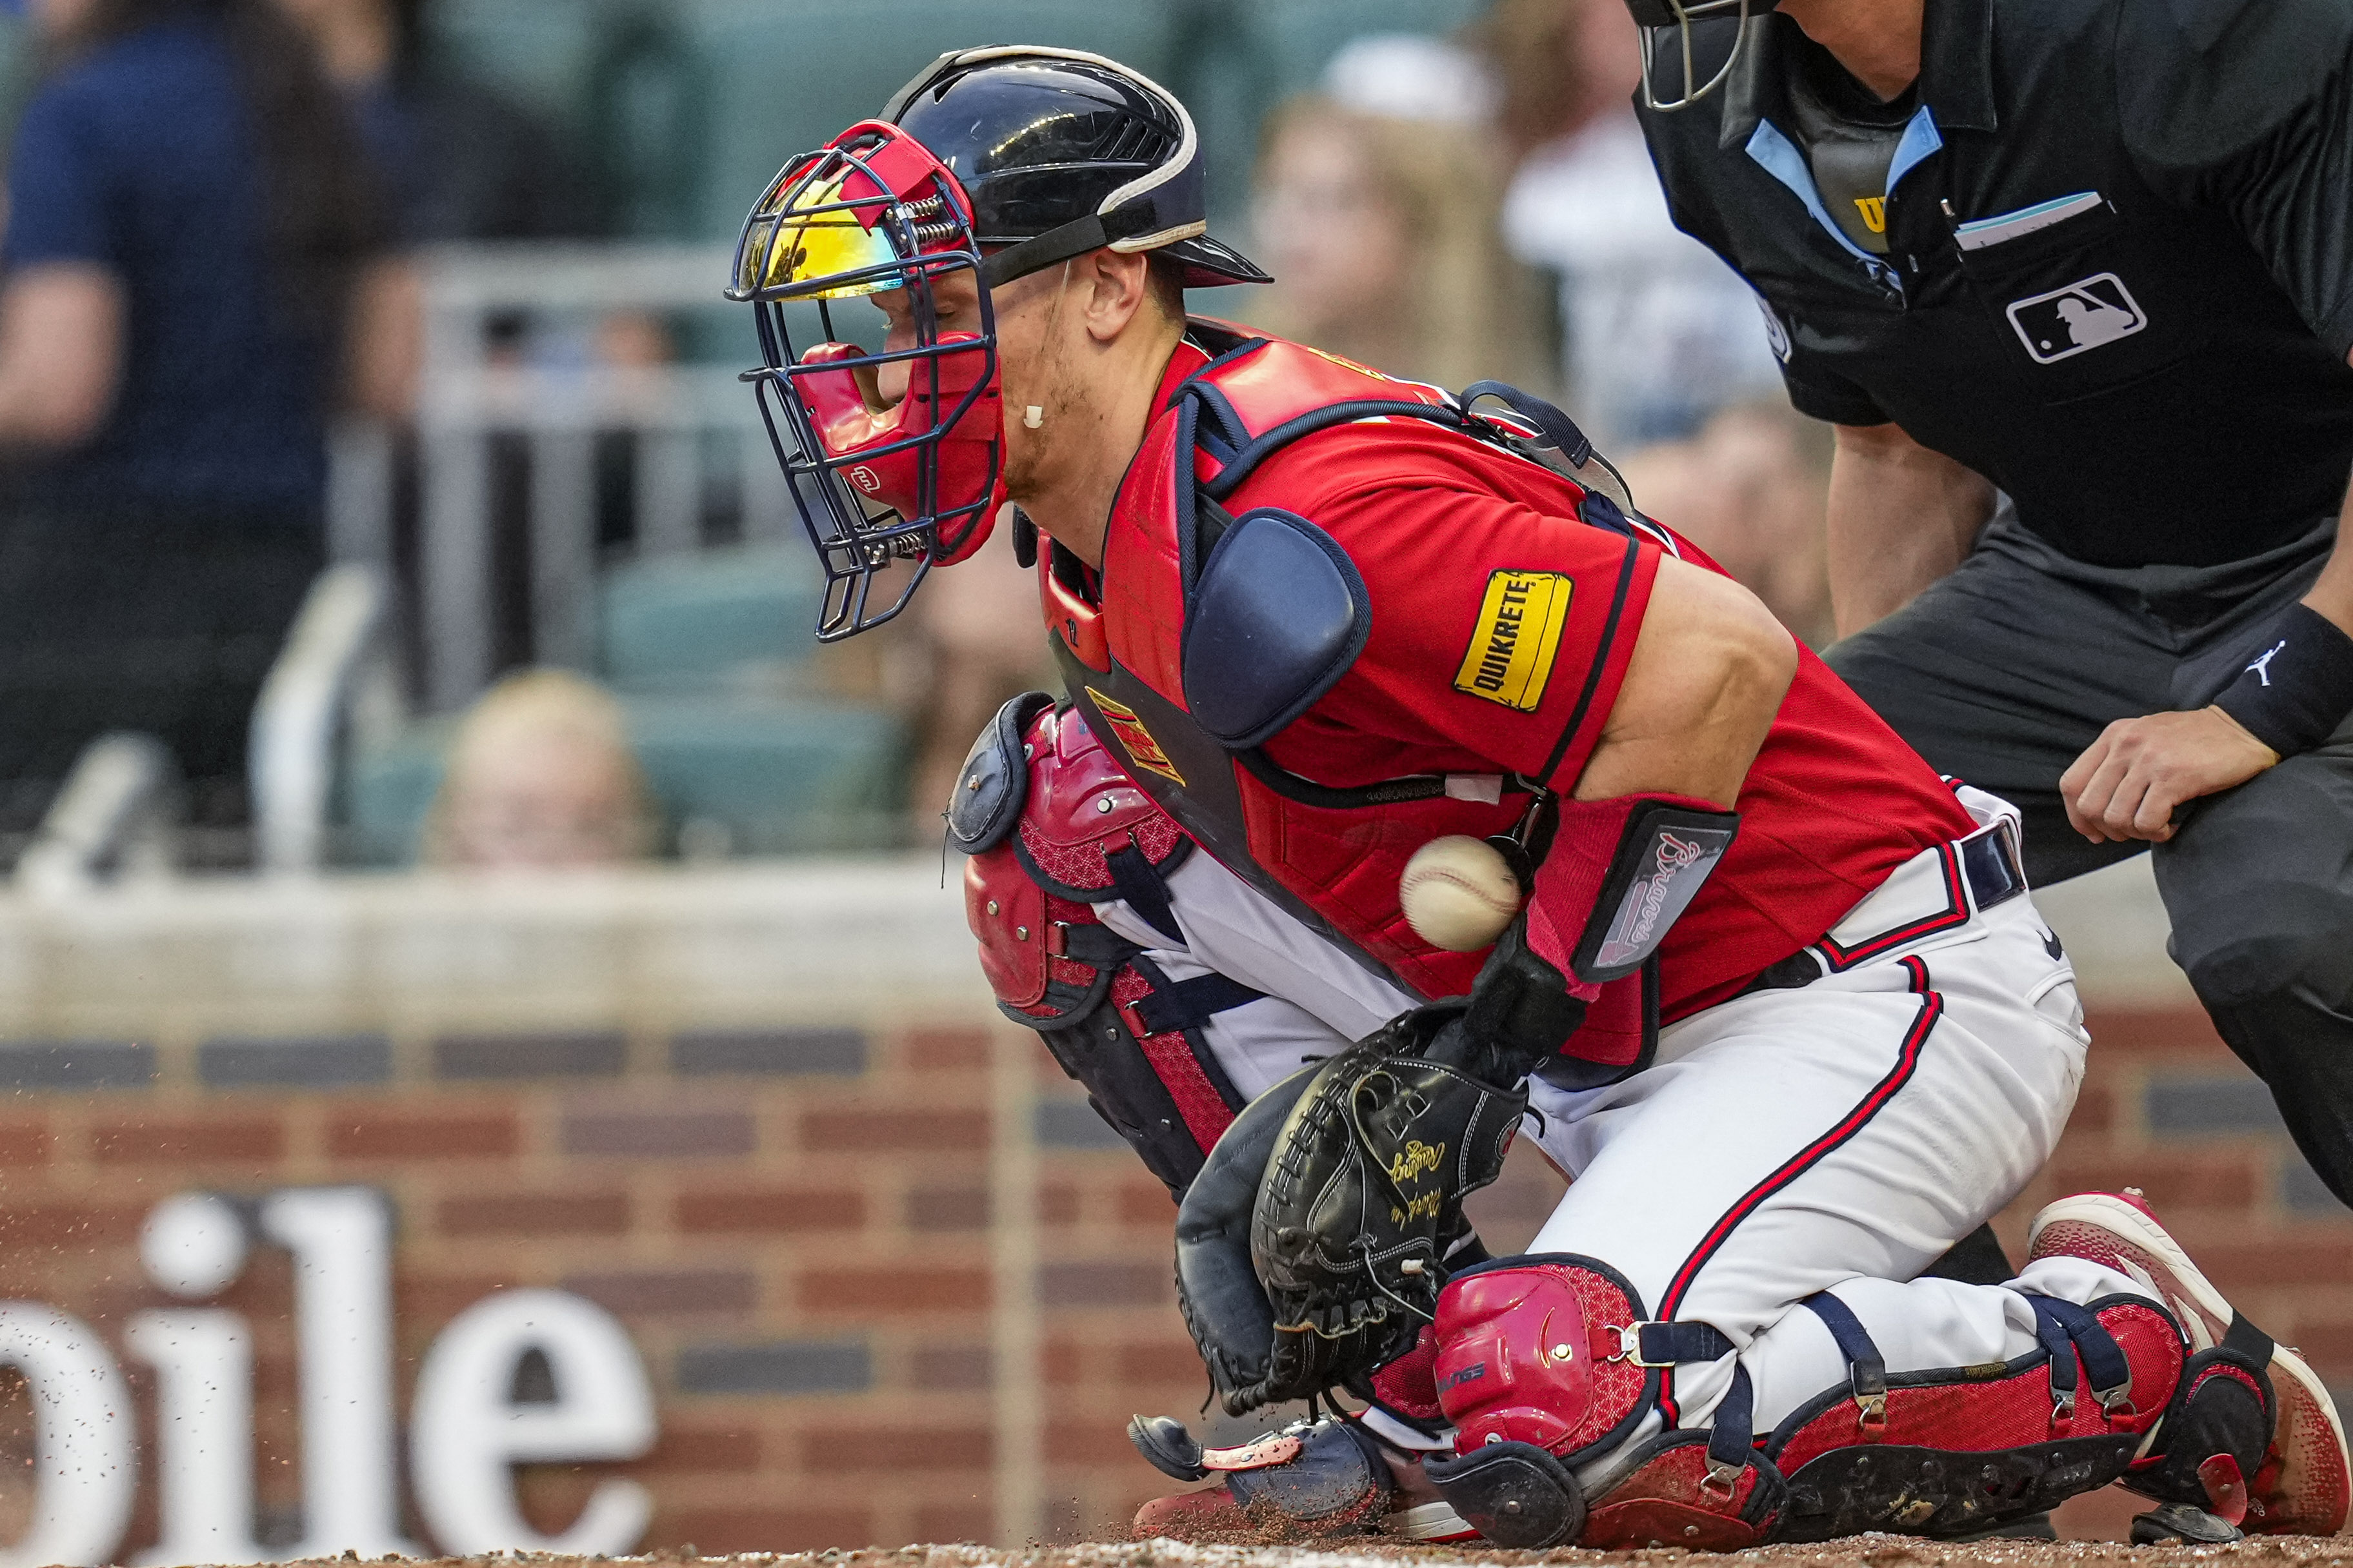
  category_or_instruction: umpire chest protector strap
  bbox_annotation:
[1045,324,1645,1027]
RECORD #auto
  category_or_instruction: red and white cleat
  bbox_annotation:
[1389,1500,1481,1542]
[2029,1189,2351,1536]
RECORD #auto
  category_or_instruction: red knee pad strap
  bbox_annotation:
[1435,1256,1659,1464]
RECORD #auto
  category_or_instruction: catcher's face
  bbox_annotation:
[866,261,1070,501]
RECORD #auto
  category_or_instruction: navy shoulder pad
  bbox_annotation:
[946,690,1055,853]
[1180,508,1370,749]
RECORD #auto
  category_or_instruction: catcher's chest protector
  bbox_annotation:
[1046,328,1617,1011]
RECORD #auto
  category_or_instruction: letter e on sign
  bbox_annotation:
[411,1289,657,1554]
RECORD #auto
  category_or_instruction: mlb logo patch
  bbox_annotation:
[2005,272,2147,364]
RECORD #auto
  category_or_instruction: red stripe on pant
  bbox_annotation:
[1656,955,1942,1426]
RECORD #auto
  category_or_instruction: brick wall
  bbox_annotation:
[0,865,2340,1554]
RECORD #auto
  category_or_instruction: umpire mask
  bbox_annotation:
[1624,0,1782,112]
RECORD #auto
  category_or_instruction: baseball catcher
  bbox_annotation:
[725,48,2352,1548]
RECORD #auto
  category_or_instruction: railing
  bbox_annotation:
[330,242,794,715]
[249,567,403,877]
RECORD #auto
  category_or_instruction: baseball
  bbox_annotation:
[1399,835,1524,951]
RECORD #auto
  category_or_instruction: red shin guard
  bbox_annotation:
[1763,1295,2186,1542]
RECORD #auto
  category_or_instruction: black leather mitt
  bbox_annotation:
[1174,1065,1317,1413]
[1243,1003,1529,1409]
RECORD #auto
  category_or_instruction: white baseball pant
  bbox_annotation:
[1093,786,2155,1463]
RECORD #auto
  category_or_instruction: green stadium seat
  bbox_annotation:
[342,541,903,864]
[682,0,1182,239]
[629,695,906,855]
[597,542,823,694]
[422,0,626,137]
[0,12,32,128]
[341,695,906,863]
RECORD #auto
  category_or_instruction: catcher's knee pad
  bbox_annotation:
[955,694,1261,1198]
[1762,1291,2188,1542]
[1432,1257,1659,1459]
[1427,1255,1764,1547]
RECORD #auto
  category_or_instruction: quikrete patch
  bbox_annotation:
[1452,570,1573,712]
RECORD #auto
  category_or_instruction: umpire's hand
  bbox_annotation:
[2059,706,2279,844]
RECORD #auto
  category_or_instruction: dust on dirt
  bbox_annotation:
[255,1536,2353,1568]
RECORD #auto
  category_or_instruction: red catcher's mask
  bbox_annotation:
[728,121,1005,639]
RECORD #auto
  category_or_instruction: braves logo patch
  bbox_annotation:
[1085,689,1186,786]
[1589,820,1736,975]
[1453,570,1573,712]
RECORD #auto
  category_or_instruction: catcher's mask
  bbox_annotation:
[1625,0,1781,112]
[728,121,1003,639]
[728,46,1267,639]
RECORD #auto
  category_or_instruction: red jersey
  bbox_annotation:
[1159,344,1977,1019]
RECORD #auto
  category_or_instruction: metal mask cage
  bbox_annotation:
[1636,0,1757,112]
[730,134,1001,640]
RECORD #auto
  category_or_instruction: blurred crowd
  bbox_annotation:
[0,0,1828,873]
[0,0,599,866]
[1228,0,1827,639]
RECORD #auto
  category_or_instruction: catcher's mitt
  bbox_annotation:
[1241,1002,1528,1410]
[1174,1064,1316,1411]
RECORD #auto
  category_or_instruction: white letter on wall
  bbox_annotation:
[410,1289,657,1554]
[0,1303,135,1568]
[259,1186,423,1558]
[125,1311,266,1566]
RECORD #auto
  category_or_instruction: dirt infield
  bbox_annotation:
[300,1539,2353,1568]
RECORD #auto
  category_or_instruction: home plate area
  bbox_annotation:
[292,1539,2353,1568]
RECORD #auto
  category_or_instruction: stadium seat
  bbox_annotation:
[0,11,31,125]
[421,0,626,138]
[681,0,1183,239]
[628,695,906,855]
[343,694,906,863]
[343,541,905,863]
[596,542,824,695]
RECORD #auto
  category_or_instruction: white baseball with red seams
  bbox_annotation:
[1094,784,2352,1534]
[1398,835,1525,952]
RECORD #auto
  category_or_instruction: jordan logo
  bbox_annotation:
[2247,640,2287,686]
[2005,272,2147,364]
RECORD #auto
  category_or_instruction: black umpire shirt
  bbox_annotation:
[1636,0,2353,568]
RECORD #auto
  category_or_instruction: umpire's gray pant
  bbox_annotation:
[1828,506,2353,1209]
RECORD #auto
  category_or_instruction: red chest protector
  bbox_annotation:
[1043,327,1647,1020]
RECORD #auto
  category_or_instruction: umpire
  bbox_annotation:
[1628,0,2353,1205]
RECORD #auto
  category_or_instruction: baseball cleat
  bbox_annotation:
[1126,1415,1478,1543]
[2028,1189,2351,1536]
[1388,1500,1482,1542]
